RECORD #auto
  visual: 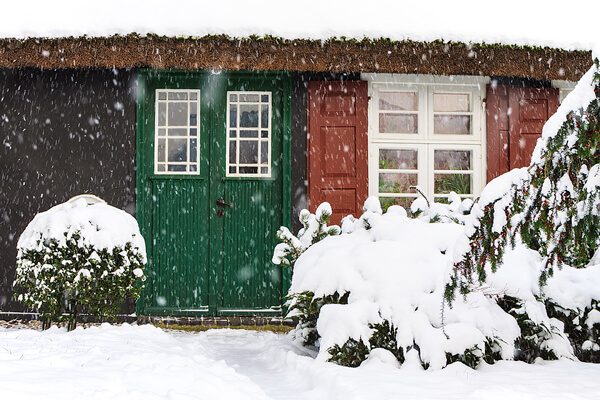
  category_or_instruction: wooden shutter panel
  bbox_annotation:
[486,83,510,182]
[307,81,368,224]
[508,87,559,170]
[486,85,559,181]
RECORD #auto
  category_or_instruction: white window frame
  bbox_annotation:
[363,73,488,206]
[154,88,201,175]
[225,91,272,178]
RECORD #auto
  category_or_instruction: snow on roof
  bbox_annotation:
[2,0,598,51]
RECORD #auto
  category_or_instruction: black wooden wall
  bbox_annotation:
[0,68,137,314]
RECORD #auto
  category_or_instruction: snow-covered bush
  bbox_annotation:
[14,197,147,330]
[445,56,600,363]
[282,196,521,370]
[272,202,340,272]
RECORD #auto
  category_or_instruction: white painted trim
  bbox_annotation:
[364,74,487,205]
[552,79,578,103]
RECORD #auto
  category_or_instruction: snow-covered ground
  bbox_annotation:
[1,323,600,400]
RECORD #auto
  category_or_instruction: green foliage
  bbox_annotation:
[287,291,349,347]
[497,296,558,363]
[546,299,600,362]
[273,206,340,272]
[327,320,404,367]
[448,59,600,303]
[14,232,146,331]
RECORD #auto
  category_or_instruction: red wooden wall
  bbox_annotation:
[307,81,368,224]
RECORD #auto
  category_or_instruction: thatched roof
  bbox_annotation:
[0,35,591,81]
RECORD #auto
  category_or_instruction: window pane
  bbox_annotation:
[379,114,418,134]
[240,94,260,102]
[168,139,187,162]
[190,139,197,163]
[434,150,472,170]
[190,102,198,125]
[229,166,237,174]
[158,128,166,137]
[229,141,237,164]
[261,94,269,103]
[240,130,258,138]
[434,115,471,135]
[158,103,167,126]
[158,92,167,101]
[229,104,237,128]
[157,139,166,162]
[168,128,187,137]
[230,94,238,102]
[157,164,166,172]
[240,104,259,127]
[167,164,187,172]
[261,105,269,128]
[434,173,472,195]
[168,92,187,100]
[379,173,418,194]
[379,149,418,170]
[379,92,418,111]
[380,197,415,212]
[239,166,258,174]
[168,102,188,126]
[261,141,269,164]
[261,167,268,174]
[239,140,259,164]
[433,93,470,112]
[190,92,198,100]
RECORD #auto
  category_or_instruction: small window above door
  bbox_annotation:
[226,91,272,178]
[154,89,201,175]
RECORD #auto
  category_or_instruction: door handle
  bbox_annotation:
[216,198,233,208]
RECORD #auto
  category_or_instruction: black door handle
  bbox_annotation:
[216,198,233,208]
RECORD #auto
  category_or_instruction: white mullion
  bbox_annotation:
[235,98,240,172]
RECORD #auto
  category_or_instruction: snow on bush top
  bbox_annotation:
[17,197,146,256]
[289,202,528,369]
[0,0,597,51]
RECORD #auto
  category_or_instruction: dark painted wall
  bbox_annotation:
[0,68,137,313]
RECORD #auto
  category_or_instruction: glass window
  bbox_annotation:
[377,148,419,211]
[433,92,472,135]
[368,79,483,210]
[378,91,419,134]
[226,91,272,177]
[154,89,201,174]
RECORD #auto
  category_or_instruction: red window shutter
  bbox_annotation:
[508,87,559,170]
[486,84,510,182]
[307,81,368,225]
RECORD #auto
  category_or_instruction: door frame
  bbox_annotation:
[135,70,292,316]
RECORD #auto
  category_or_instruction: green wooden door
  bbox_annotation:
[136,71,291,316]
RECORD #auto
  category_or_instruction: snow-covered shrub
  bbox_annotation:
[284,196,520,370]
[273,202,340,272]
[445,56,600,364]
[14,198,146,330]
[449,58,600,295]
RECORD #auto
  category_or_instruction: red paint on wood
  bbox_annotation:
[486,84,510,182]
[508,87,559,170]
[308,81,368,225]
